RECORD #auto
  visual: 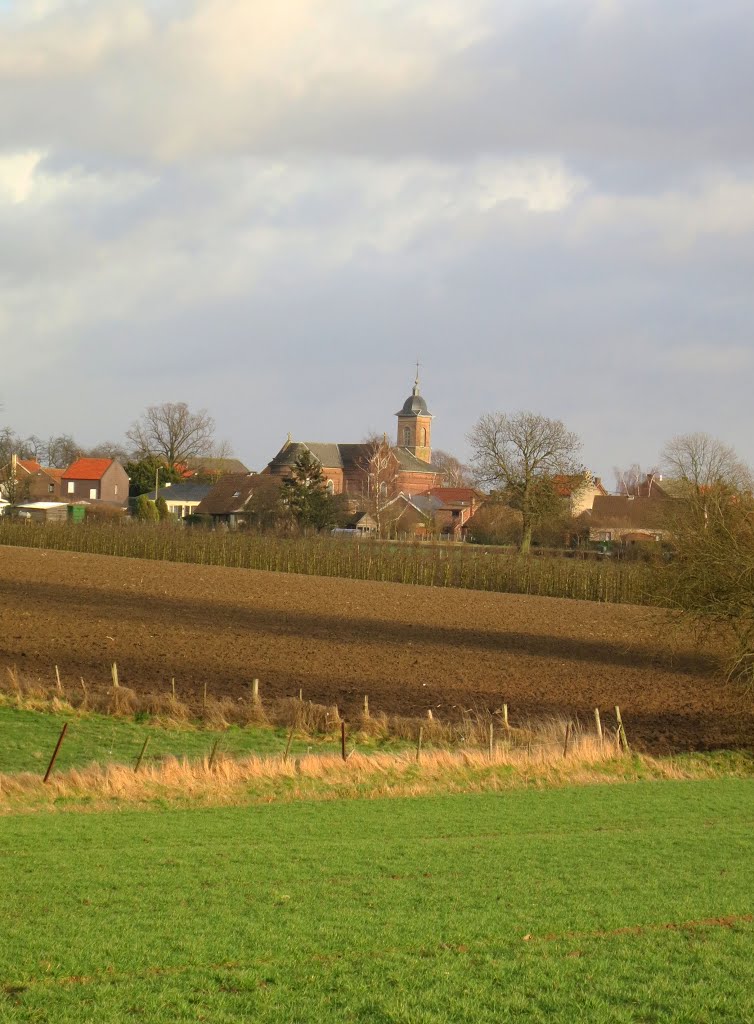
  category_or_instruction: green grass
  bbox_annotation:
[1,780,753,1022]
[0,704,357,775]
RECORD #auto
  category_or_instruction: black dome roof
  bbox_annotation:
[396,377,431,418]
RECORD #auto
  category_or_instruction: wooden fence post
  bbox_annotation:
[171,677,176,700]
[54,665,63,695]
[594,707,603,743]
[416,726,423,763]
[283,724,295,763]
[208,738,220,770]
[488,722,494,760]
[562,721,571,758]
[203,681,208,710]
[252,678,259,703]
[111,662,119,689]
[341,721,347,761]
[503,703,509,729]
[363,695,369,718]
[134,736,150,773]
[615,706,629,753]
[43,723,68,783]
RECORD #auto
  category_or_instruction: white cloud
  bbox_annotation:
[0,150,42,202]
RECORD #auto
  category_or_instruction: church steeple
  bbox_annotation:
[395,366,433,463]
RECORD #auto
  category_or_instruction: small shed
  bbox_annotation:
[14,502,69,524]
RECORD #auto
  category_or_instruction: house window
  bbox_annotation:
[67,481,74,494]
[114,485,118,496]
[48,483,54,494]
[403,427,411,446]
[421,428,427,446]
[326,479,335,495]
[89,488,97,500]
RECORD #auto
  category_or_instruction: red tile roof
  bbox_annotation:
[17,459,41,474]
[43,468,65,479]
[63,458,114,481]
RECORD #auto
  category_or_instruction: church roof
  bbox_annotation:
[268,440,439,475]
[396,370,431,418]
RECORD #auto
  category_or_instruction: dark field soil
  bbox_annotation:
[1,546,752,753]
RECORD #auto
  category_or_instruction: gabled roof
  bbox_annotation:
[182,457,250,476]
[40,467,65,479]
[148,483,213,502]
[269,440,440,476]
[552,474,607,498]
[392,448,441,474]
[17,459,42,474]
[425,487,483,504]
[195,473,257,515]
[591,495,672,529]
[63,458,116,481]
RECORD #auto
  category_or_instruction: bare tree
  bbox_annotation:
[357,434,402,536]
[432,449,474,488]
[612,463,663,496]
[126,402,216,471]
[87,440,130,463]
[662,433,751,496]
[45,434,82,468]
[468,411,582,553]
[0,457,31,505]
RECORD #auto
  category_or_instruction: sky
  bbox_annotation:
[1,0,752,486]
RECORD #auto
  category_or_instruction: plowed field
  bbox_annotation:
[1,546,752,753]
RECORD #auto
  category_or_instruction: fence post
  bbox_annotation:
[54,665,63,695]
[416,726,423,763]
[111,662,119,688]
[488,722,494,760]
[134,736,150,773]
[341,720,347,761]
[594,707,603,743]
[208,738,220,770]
[562,721,571,758]
[43,723,68,783]
[283,724,295,763]
[363,695,369,718]
[615,706,629,752]
[252,678,259,703]
[503,703,509,729]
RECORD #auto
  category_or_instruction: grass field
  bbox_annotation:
[0,705,360,776]
[1,780,753,1022]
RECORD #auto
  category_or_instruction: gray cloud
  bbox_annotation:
[1,0,753,481]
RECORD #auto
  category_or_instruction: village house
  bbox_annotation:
[61,458,129,508]
[147,483,214,520]
[553,473,608,516]
[194,472,258,528]
[588,495,673,545]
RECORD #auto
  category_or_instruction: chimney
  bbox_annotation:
[11,453,17,476]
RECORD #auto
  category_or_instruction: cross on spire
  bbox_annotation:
[413,359,421,394]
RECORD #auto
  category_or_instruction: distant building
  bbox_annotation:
[588,495,673,544]
[147,483,213,520]
[61,458,129,508]
[264,374,442,500]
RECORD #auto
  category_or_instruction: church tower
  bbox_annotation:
[396,367,433,463]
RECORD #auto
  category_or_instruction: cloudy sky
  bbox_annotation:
[1,0,752,483]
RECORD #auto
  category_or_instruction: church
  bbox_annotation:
[264,373,442,500]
